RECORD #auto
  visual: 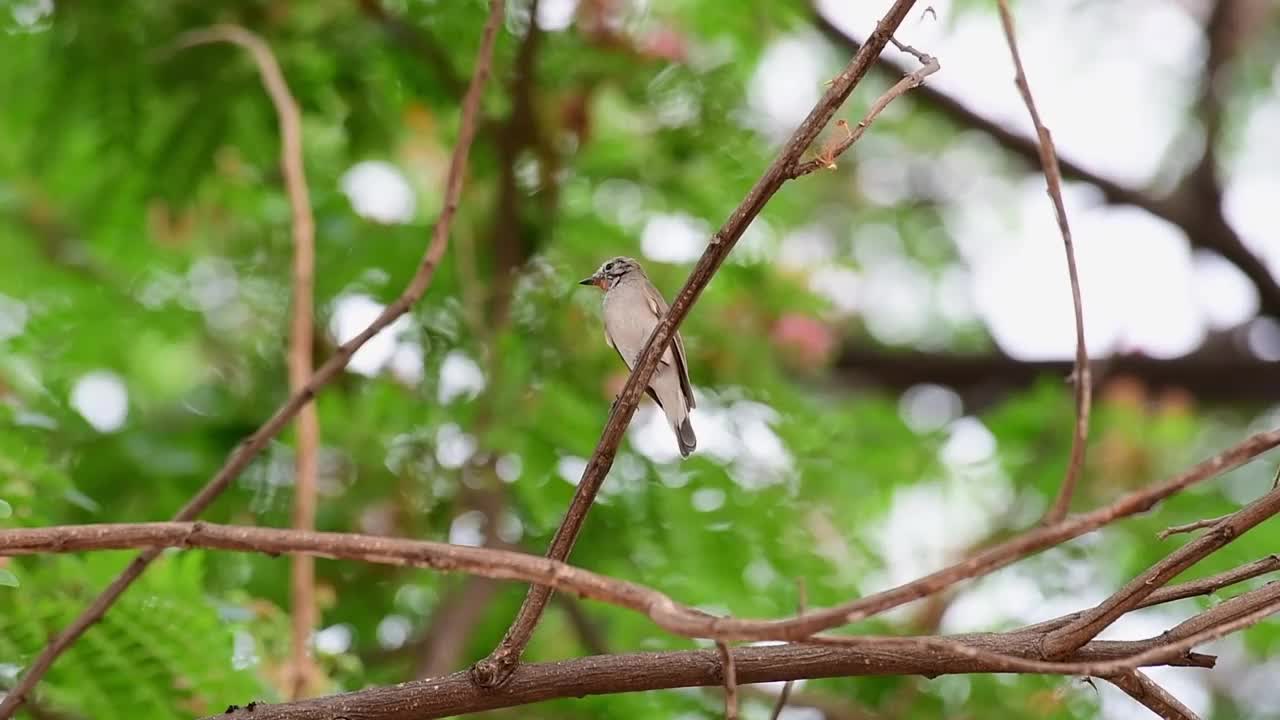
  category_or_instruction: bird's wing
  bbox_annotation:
[603,311,663,408]
[643,283,696,410]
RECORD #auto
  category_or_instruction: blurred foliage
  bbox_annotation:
[1,1,1279,719]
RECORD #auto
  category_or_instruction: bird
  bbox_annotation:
[579,257,697,457]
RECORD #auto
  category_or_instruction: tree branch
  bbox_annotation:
[0,3,506,716]
[1158,515,1231,540]
[834,346,1280,407]
[769,579,807,720]
[716,642,739,720]
[0,429,1271,667]
[471,0,924,688]
[202,635,1211,720]
[1042,488,1280,658]
[20,517,1280,718]
[1106,670,1202,720]
[172,24,324,699]
[995,0,1090,524]
[787,40,939,178]
[0,514,1271,652]
[813,7,1280,320]
[642,427,1277,642]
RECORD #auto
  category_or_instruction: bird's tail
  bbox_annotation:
[676,416,696,458]
[653,367,696,458]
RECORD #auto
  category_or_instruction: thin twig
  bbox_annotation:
[1158,514,1231,540]
[1042,487,1280,658]
[174,24,322,699]
[995,0,1091,524]
[789,48,939,178]
[770,579,807,720]
[1107,670,1202,720]
[470,0,923,689]
[717,642,738,720]
[0,3,506,717]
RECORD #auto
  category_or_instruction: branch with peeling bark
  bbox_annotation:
[0,3,506,717]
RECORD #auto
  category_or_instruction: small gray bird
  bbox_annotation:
[579,257,697,457]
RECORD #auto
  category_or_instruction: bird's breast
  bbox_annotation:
[602,284,659,368]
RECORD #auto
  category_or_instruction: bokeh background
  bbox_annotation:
[2,0,1280,718]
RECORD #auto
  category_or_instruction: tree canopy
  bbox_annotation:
[2,1,1280,719]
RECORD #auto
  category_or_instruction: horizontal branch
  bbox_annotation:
[835,347,1280,407]
[208,634,1209,720]
[0,520,1270,659]
[4,428,1278,646]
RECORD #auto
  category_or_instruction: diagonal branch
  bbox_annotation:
[995,0,1090,524]
[0,3,506,717]
[646,428,1278,641]
[1041,487,1280,658]
[172,24,323,699]
[1020,553,1280,635]
[1107,670,1202,720]
[787,41,939,178]
[470,0,923,688]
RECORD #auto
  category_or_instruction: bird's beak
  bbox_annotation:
[579,274,604,289]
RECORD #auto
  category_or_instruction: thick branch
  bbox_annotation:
[1042,488,1280,658]
[205,636,1210,720]
[472,0,923,688]
[0,4,505,717]
[995,0,1090,524]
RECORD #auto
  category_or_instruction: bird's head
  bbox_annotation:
[578,256,642,291]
